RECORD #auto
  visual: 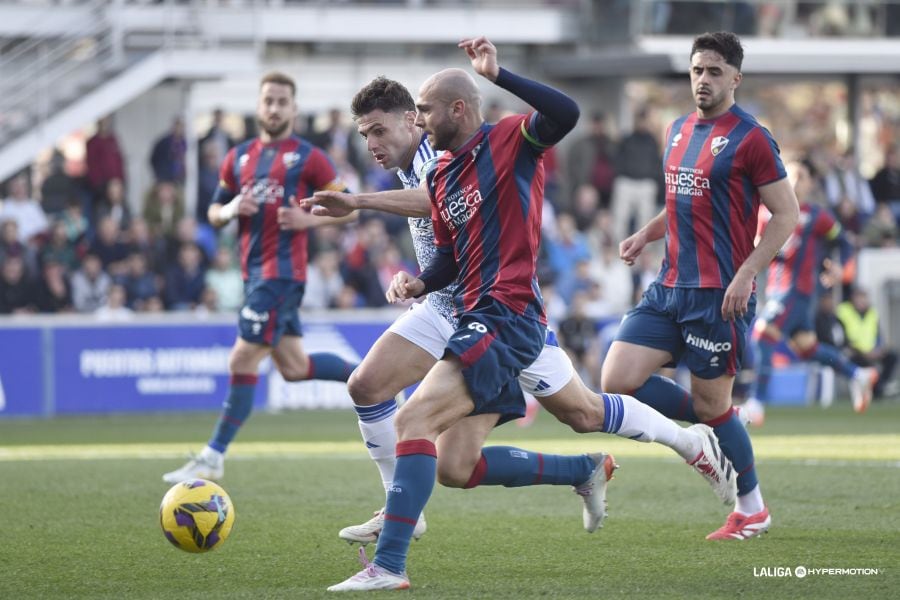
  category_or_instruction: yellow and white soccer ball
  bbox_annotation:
[160,479,235,553]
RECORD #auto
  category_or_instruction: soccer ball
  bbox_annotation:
[160,479,235,553]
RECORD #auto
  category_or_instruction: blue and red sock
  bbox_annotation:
[630,375,698,423]
[706,407,758,496]
[373,439,436,575]
[209,373,258,453]
[463,446,595,488]
[308,353,357,381]
[809,342,858,379]
[631,375,758,497]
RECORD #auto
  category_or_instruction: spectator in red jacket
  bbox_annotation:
[85,116,126,204]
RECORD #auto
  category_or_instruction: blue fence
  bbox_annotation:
[0,312,398,418]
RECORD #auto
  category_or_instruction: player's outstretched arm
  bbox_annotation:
[307,188,430,219]
[722,177,799,321]
[459,36,579,145]
[276,196,358,231]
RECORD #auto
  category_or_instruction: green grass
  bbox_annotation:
[1,403,898,599]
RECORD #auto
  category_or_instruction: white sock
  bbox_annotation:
[355,402,398,492]
[736,484,765,515]
[608,394,700,461]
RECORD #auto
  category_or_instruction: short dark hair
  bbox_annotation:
[351,77,415,119]
[691,31,744,70]
[260,71,296,97]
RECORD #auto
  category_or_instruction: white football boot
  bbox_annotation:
[573,452,617,533]
[162,447,224,483]
[339,507,426,545]
[850,367,878,414]
[327,547,410,592]
[686,423,738,505]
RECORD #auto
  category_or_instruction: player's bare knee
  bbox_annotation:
[278,359,310,382]
[228,348,257,375]
[792,331,816,352]
[600,370,637,395]
[436,461,471,488]
[347,369,380,406]
[279,368,305,382]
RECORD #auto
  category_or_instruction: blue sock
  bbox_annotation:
[751,337,776,402]
[308,353,357,382]
[811,342,857,379]
[631,375,698,423]
[465,446,595,488]
[707,408,758,496]
[374,440,436,575]
[208,373,258,453]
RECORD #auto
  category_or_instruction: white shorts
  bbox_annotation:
[387,297,574,397]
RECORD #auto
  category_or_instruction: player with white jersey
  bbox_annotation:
[305,76,737,545]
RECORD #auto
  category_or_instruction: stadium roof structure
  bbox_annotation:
[541,37,900,78]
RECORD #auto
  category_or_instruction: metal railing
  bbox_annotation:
[0,0,220,144]
[0,0,116,142]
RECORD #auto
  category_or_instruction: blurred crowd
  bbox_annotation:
[646,1,900,37]
[1,99,899,389]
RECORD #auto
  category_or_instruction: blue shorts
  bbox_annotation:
[239,279,304,346]
[444,297,546,425]
[615,283,755,379]
[758,292,814,336]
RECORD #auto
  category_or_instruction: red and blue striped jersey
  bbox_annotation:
[426,114,547,324]
[761,202,840,297]
[218,135,345,282]
[658,105,786,289]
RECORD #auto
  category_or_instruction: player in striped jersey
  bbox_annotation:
[162,72,359,484]
[602,32,801,541]
[311,77,736,550]
[746,160,876,422]
[327,38,733,593]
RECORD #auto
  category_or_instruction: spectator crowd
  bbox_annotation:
[1,100,898,394]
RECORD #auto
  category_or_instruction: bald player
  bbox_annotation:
[328,37,585,591]
[310,74,736,548]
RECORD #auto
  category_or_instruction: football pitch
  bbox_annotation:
[1,403,897,599]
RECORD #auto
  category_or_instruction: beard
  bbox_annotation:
[257,116,291,139]
[428,121,457,152]
[694,88,726,112]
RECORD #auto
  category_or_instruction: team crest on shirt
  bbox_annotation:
[710,136,729,156]
[282,152,301,167]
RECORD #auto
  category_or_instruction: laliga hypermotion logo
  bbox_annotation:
[711,136,729,156]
